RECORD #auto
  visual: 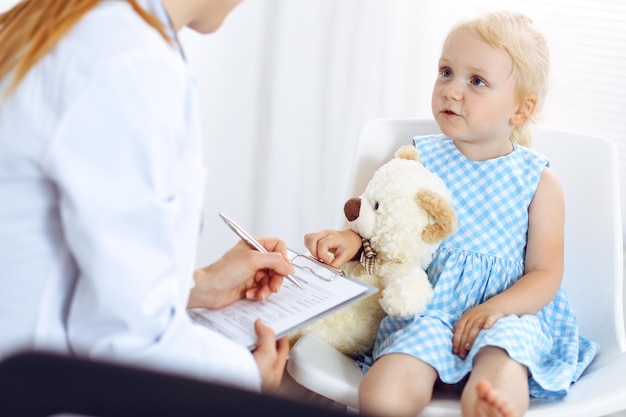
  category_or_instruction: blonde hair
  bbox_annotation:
[445,11,550,147]
[0,0,171,98]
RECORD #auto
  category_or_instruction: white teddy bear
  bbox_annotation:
[290,145,457,358]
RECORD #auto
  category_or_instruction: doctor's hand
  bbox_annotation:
[187,238,294,310]
[252,319,290,392]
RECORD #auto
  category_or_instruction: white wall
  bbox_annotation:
[0,0,15,11]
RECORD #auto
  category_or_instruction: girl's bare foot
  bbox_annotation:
[474,380,518,417]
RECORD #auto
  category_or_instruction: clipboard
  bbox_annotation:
[188,248,378,350]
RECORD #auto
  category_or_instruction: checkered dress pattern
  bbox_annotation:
[358,135,598,399]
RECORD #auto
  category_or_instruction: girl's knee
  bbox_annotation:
[472,346,528,382]
[358,354,437,417]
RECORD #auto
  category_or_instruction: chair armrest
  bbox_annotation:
[287,334,362,409]
[526,351,626,417]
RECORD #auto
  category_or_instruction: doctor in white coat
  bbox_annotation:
[0,0,292,393]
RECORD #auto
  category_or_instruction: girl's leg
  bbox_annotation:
[460,346,529,417]
[358,353,438,417]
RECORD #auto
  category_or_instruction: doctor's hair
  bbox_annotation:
[444,11,550,147]
[0,0,171,98]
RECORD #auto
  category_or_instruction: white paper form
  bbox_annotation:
[188,249,377,350]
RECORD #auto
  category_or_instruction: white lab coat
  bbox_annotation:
[0,0,261,391]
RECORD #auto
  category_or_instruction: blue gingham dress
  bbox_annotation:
[359,135,598,399]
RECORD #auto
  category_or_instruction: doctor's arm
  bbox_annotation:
[188,239,294,392]
[44,52,277,391]
[188,238,293,310]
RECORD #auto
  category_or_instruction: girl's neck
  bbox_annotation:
[452,138,514,162]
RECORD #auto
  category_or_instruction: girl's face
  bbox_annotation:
[431,28,523,154]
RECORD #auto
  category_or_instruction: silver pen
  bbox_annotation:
[219,212,305,289]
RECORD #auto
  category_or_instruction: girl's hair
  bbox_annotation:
[445,11,550,147]
[0,0,171,97]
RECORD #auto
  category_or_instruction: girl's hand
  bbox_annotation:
[188,238,294,310]
[452,303,503,359]
[304,228,362,268]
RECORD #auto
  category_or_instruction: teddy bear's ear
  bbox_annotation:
[394,145,419,162]
[415,189,457,243]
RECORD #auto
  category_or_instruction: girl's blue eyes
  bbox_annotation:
[470,77,486,87]
[440,67,486,87]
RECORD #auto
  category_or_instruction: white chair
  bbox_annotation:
[287,118,626,417]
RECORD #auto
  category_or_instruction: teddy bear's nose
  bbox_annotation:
[344,198,361,222]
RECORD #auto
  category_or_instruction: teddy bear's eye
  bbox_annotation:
[374,201,380,210]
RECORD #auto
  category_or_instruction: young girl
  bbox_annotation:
[304,11,598,417]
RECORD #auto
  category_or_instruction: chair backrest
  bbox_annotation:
[347,118,625,368]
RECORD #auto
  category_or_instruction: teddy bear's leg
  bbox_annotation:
[380,271,433,317]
